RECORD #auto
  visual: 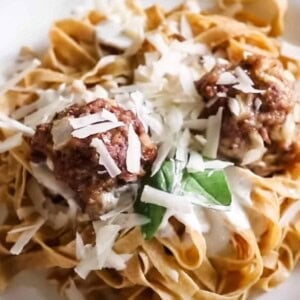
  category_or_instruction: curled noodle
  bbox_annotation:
[0,0,299,299]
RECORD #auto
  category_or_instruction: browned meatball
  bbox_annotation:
[195,55,300,175]
[31,99,157,214]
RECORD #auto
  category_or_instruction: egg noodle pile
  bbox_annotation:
[0,0,300,299]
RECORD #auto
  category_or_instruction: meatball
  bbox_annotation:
[31,99,157,214]
[195,55,300,175]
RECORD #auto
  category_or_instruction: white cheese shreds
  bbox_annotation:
[0,133,23,153]
[234,66,253,86]
[216,72,237,85]
[111,213,149,229]
[141,185,193,213]
[203,160,233,170]
[26,177,47,217]
[69,110,118,129]
[175,129,190,163]
[186,151,204,172]
[76,232,86,260]
[24,96,72,128]
[147,33,169,54]
[0,113,34,136]
[233,67,264,94]
[151,139,173,176]
[69,112,106,129]
[0,59,41,97]
[30,164,78,220]
[75,223,124,279]
[93,222,120,269]
[10,217,45,255]
[104,251,132,271]
[96,20,133,50]
[166,108,184,134]
[281,113,296,147]
[183,119,207,131]
[281,40,300,61]
[241,132,266,165]
[202,107,223,159]
[228,98,241,116]
[101,109,118,122]
[74,245,98,279]
[72,121,124,139]
[51,118,73,150]
[201,55,216,72]
[65,279,85,300]
[180,16,193,39]
[48,210,69,230]
[11,96,49,120]
[100,198,133,221]
[126,124,141,174]
[179,65,198,96]
[91,138,121,177]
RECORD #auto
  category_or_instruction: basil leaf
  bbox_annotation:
[134,160,177,240]
[135,159,232,240]
[134,201,166,240]
[182,170,231,206]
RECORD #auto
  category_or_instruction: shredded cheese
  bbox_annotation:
[202,107,223,159]
[51,118,73,150]
[0,133,23,153]
[72,121,124,139]
[93,222,120,269]
[90,138,121,177]
[126,124,141,174]
[69,110,118,129]
[10,217,45,255]
[0,59,41,97]
[141,185,193,213]
[0,113,34,136]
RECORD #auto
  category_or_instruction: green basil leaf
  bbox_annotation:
[135,159,232,240]
[181,171,220,206]
[134,160,177,240]
[134,201,166,240]
[182,170,231,206]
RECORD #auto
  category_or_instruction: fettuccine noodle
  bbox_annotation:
[1,1,300,299]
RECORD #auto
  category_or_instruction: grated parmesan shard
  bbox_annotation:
[0,113,35,136]
[202,108,223,159]
[72,121,124,139]
[69,109,118,130]
[93,222,120,269]
[126,124,141,174]
[0,133,23,153]
[91,138,121,178]
[0,59,41,97]
[141,185,193,213]
[51,118,73,150]
[10,217,45,255]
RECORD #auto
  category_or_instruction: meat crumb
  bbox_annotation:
[30,99,157,215]
[195,55,300,175]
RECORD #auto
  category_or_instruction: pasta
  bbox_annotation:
[0,0,300,299]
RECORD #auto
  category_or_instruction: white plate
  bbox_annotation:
[0,0,300,299]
